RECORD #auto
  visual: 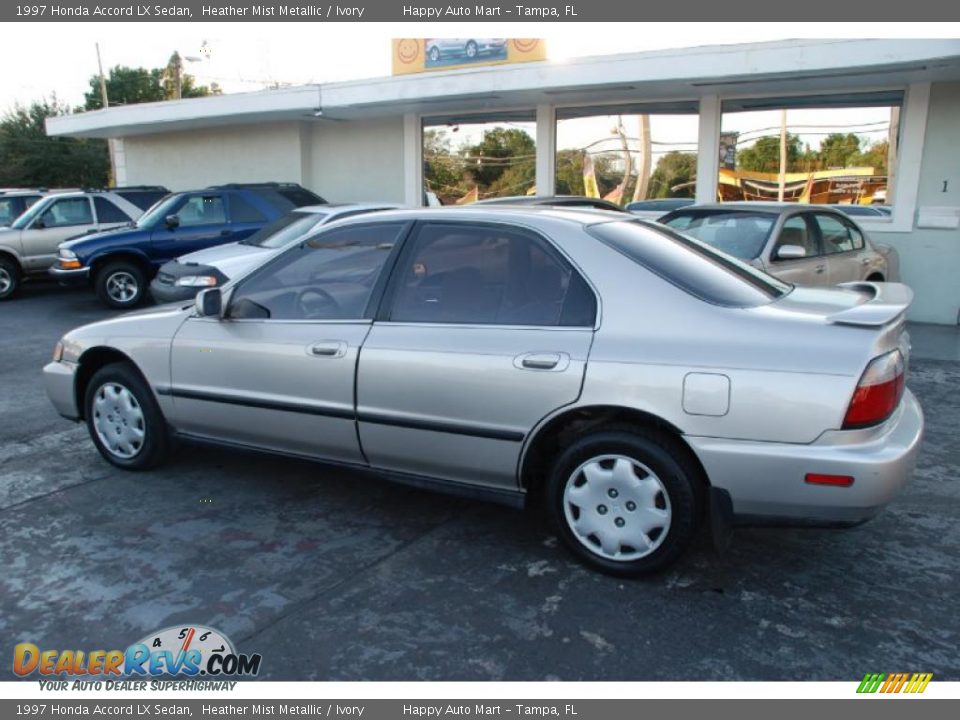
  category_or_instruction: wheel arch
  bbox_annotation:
[74,346,148,421]
[519,404,711,496]
[90,250,154,280]
[0,248,23,273]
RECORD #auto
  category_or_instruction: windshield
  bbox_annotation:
[135,194,185,228]
[11,196,53,229]
[661,211,776,260]
[589,219,790,308]
[240,211,326,249]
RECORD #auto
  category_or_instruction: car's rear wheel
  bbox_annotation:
[465,41,478,59]
[96,261,146,309]
[84,362,169,470]
[0,256,21,300]
[429,46,440,62]
[545,426,700,576]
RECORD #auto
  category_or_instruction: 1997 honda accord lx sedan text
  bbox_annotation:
[43,208,924,575]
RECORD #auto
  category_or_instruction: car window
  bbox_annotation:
[589,220,790,308]
[0,198,22,225]
[227,222,406,321]
[94,197,133,224]
[662,211,775,260]
[239,211,326,249]
[772,215,818,260]
[815,214,858,255]
[388,222,595,327]
[39,198,93,228]
[229,193,268,223]
[176,195,226,227]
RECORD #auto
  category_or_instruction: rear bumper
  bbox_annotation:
[43,360,80,420]
[687,389,923,526]
[48,265,90,287]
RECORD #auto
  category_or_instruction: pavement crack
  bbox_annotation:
[0,473,114,514]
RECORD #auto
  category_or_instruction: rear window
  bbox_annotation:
[589,220,791,308]
[275,186,326,207]
[661,210,776,260]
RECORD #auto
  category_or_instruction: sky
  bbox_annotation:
[1,22,955,113]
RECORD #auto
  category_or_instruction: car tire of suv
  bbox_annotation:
[84,362,169,470]
[0,256,20,300]
[96,261,146,309]
[545,426,701,576]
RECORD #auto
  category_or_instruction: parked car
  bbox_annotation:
[150,203,401,304]
[659,202,899,286]
[425,38,506,63]
[0,187,169,301]
[44,208,922,575]
[625,198,694,219]
[50,183,325,309]
[475,195,626,212]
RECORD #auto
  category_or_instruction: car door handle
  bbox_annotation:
[307,341,347,358]
[815,264,826,274]
[515,352,569,371]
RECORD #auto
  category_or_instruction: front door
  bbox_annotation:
[765,214,825,284]
[813,212,874,284]
[150,193,232,264]
[356,220,597,489]
[21,197,96,271]
[168,220,408,461]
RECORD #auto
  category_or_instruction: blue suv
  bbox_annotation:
[50,183,325,308]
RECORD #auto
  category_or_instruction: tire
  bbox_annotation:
[84,362,169,470]
[96,261,146,309]
[0,255,21,300]
[465,41,478,59]
[429,46,440,62]
[544,425,701,576]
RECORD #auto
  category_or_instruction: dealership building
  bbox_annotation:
[47,39,960,324]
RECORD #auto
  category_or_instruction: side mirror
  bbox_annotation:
[776,244,807,260]
[196,288,222,318]
[165,215,180,229]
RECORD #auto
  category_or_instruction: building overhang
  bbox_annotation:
[47,38,960,139]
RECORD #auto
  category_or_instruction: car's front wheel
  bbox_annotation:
[96,261,146,309]
[84,362,169,470]
[545,426,700,576]
[429,46,440,62]
[465,41,478,59]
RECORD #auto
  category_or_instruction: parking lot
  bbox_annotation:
[1,279,958,681]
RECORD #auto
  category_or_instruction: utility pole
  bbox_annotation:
[95,43,117,186]
[632,114,652,202]
[778,108,787,202]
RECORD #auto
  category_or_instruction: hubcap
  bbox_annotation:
[563,454,672,561]
[106,271,138,304]
[0,267,11,294]
[92,382,146,459]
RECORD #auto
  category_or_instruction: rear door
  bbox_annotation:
[21,197,96,271]
[223,191,274,244]
[764,213,826,284]
[356,220,597,490]
[150,193,231,263]
[168,220,408,460]
[813,212,874,284]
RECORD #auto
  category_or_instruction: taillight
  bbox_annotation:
[843,349,905,429]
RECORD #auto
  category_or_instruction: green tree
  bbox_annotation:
[852,140,889,172]
[737,134,802,173]
[0,98,109,187]
[647,151,697,198]
[84,56,214,110]
[466,128,535,193]
[818,133,862,169]
[422,128,467,199]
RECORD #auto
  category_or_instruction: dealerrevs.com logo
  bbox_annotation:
[857,672,933,694]
[13,625,261,681]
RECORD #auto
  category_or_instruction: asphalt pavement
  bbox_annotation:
[1,279,958,681]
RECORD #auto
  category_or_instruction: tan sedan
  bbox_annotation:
[659,202,899,285]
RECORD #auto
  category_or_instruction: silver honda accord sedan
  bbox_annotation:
[43,207,924,575]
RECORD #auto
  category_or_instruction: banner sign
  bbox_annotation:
[393,38,546,75]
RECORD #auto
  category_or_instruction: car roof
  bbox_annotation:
[295,202,404,215]
[664,202,864,216]
[317,205,630,227]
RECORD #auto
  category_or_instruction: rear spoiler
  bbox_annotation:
[827,282,913,327]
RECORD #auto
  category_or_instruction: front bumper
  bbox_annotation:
[48,265,90,287]
[43,360,80,420]
[687,389,924,526]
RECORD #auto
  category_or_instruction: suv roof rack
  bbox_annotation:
[110,185,170,191]
[205,182,305,190]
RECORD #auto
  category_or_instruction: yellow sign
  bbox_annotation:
[392,39,546,75]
